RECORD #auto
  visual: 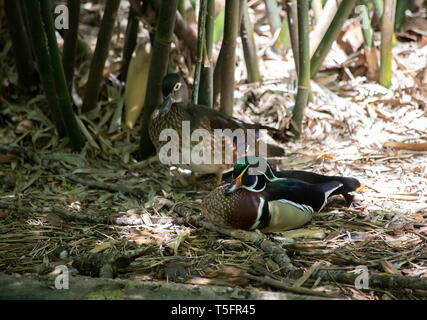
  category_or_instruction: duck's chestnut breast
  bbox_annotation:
[201,183,261,230]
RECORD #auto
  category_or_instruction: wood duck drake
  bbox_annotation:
[149,74,285,184]
[201,156,363,233]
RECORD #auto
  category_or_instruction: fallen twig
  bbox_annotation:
[313,269,427,290]
[383,141,427,151]
[245,273,339,299]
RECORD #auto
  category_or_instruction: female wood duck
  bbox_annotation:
[148,74,285,184]
[201,156,363,233]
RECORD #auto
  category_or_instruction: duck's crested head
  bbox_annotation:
[161,73,184,96]
[159,73,189,115]
[232,156,270,178]
[224,156,275,196]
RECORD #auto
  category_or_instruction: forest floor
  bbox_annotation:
[0,2,426,300]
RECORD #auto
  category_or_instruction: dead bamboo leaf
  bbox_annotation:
[280,228,326,239]
[166,231,190,256]
[380,261,402,275]
[293,261,323,288]
[206,266,249,286]
[364,45,379,81]
[125,42,152,129]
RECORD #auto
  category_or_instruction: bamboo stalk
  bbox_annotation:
[213,7,225,44]
[58,28,93,66]
[358,2,373,48]
[40,0,85,151]
[267,0,291,52]
[379,0,396,88]
[373,0,384,19]
[150,0,197,56]
[23,1,66,137]
[4,0,37,88]
[192,0,208,105]
[120,6,139,81]
[264,0,282,36]
[199,0,215,107]
[290,0,310,139]
[394,0,407,31]
[286,0,299,74]
[219,0,241,116]
[139,0,179,160]
[19,0,33,51]
[62,0,81,93]
[311,0,323,23]
[309,0,338,58]
[274,13,291,52]
[212,46,224,107]
[178,0,186,20]
[82,0,121,113]
[241,0,261,83]
[310,0,357,79]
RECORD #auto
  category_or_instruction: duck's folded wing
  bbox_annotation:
[260,199,314,233]
[276,170,360,195]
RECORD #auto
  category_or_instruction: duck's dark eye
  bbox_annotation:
[242,174,257,187]
[174,83,181,91]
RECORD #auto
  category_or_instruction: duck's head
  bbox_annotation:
[159,73,189,115]
[224,156,276,195]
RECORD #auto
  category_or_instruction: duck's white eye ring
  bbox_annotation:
[174,83,182,91]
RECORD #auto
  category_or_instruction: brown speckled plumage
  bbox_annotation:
[149,104,240,174]
[149,103,187,151]
[148,73,285,177]
[201,183,261,230]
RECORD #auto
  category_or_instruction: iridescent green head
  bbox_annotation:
[232,156,274,178]
[159,73,189,115]
[225,156,276,195]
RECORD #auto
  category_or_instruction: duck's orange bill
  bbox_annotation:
[236,172,243,185]
[356,183,365,194]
